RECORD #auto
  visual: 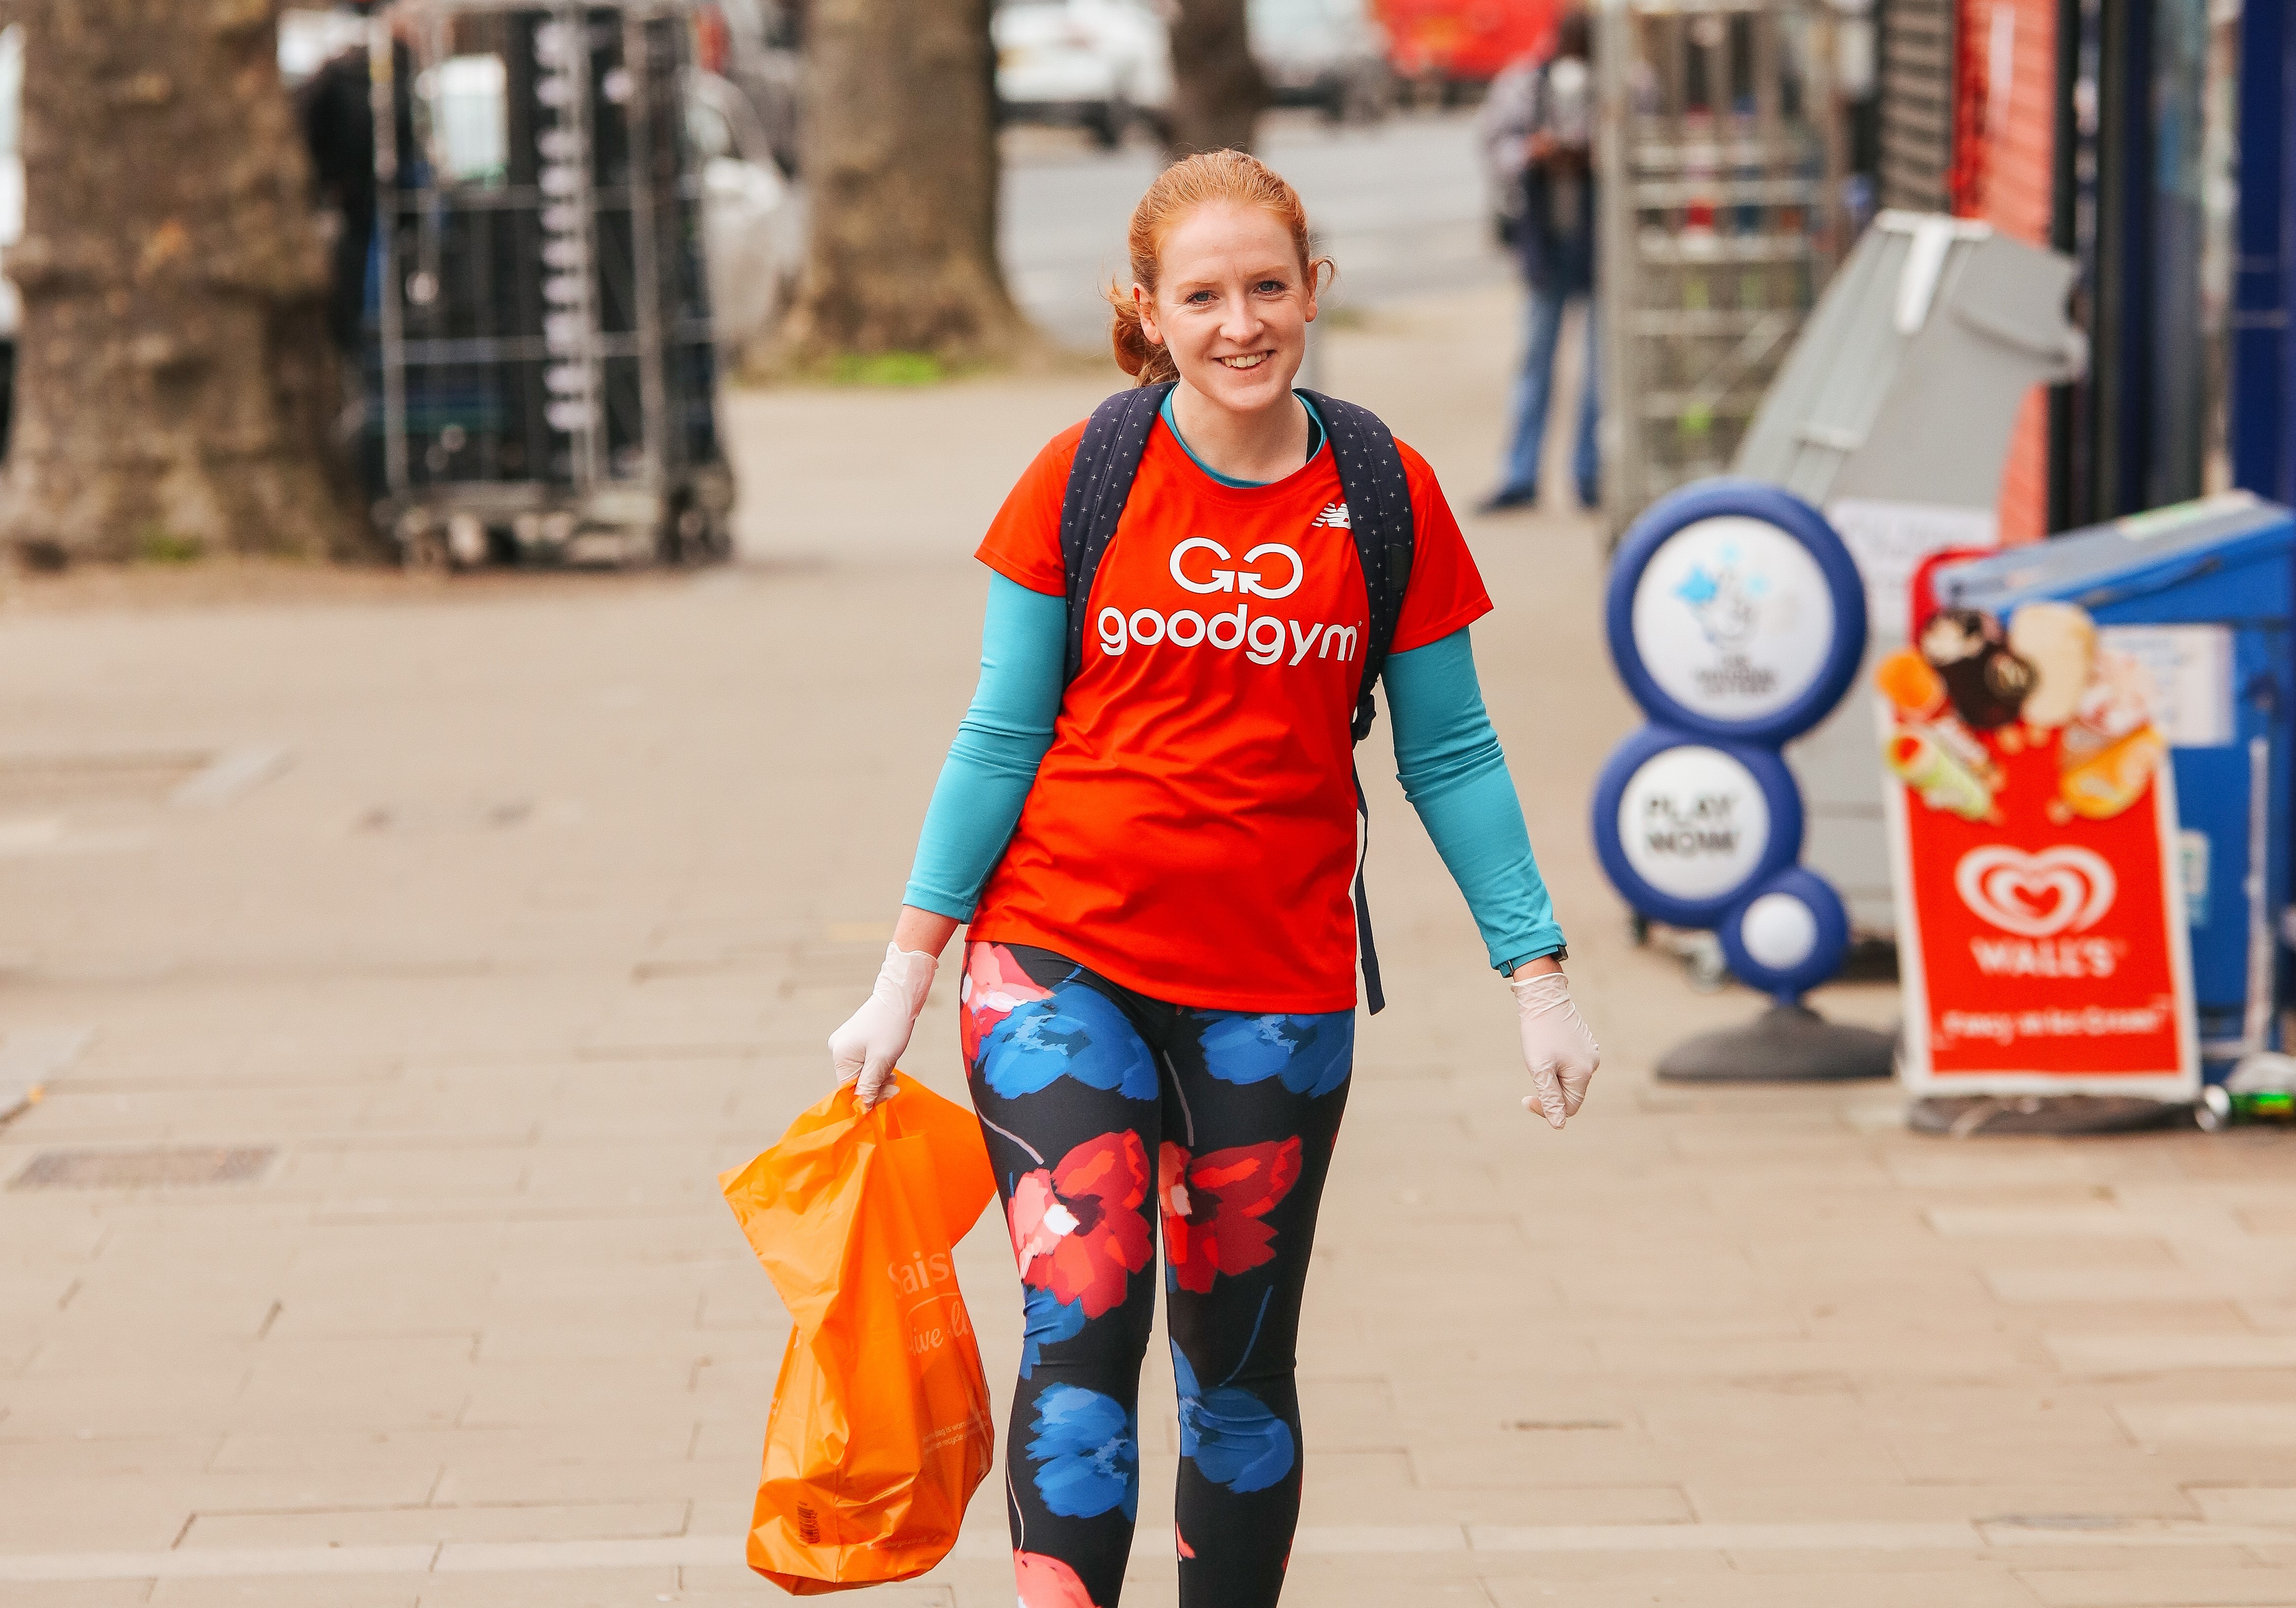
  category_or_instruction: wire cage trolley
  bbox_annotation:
[1594,0,1849,531]
[365,0,733,566]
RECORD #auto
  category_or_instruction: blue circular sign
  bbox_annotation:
[1590,725,1806,929]
[1605,479,1868,746]
[1717,867,1853,1000]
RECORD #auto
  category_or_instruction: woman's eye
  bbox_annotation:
[1256,280,1287,295]
[1186,291,1214,306]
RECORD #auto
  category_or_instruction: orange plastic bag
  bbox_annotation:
[721,1073,997,1594]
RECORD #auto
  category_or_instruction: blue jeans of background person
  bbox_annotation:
[1497,286,1599,505]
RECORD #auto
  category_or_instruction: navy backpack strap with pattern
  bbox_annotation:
[1296,388,1415,1014]
[1055,383,1416,1013]
[1296,389,1416,737]
[1059,382,1174,685]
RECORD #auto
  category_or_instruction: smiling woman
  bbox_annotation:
[1104,152,1333,483]
[818,149,1599,1608]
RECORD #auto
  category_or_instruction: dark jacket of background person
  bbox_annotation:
[1478,36,1596,297]
[298,38,417,355]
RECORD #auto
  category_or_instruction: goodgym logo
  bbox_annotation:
[1953,845,2118,938]
[1169,537,1304,599]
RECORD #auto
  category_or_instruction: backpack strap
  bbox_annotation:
[1059,382,1175,685]
[1297,390,1415,1016]
[1297,389,1415,738]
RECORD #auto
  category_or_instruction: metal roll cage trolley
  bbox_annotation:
[365,0,734,567]
[1594,0,1848,535]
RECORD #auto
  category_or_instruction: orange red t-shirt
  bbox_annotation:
[966,415,1492,1013]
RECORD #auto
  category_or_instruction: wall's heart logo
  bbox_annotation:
[1954,845,2118,938]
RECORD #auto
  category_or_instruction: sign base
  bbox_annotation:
[1655,1003,1896,1082]
[1907,1094,2184,1137]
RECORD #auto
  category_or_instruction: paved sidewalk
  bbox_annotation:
[0,290,2294,1608]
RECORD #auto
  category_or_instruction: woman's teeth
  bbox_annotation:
[1217,353,1269,370]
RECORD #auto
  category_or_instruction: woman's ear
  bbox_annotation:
[1133,283,1164,349]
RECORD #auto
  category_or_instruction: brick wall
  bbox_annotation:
[1955,0,2057,542]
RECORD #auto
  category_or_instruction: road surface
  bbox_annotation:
[1001,110,1510,349]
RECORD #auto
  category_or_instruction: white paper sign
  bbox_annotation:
[1826,498,1999,641]
[1631,517,1838,724]
[2096,624,2236,748]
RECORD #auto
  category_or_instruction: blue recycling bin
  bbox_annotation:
[1934,494,2295,1072]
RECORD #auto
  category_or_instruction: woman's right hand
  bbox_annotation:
[828,944,938,1110]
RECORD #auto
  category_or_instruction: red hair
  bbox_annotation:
[1105,151,1335,386]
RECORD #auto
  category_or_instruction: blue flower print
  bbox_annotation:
[981,982,1159,1102]
[1025,1383,1139,1520]
[1019,1284,1087,1379]
[1196,1012,1353,1098]
[1171,1350,1296,1494]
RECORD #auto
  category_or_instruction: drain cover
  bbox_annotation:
[10,1145,274,1190]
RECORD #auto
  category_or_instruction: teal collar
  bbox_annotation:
[1158,389,1326,488]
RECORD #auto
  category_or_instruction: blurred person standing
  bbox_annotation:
[1478,9,1598,513]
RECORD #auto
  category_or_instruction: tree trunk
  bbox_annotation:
[0,0,358,564]
[1167,0,1266,156]
[785,0,1026,361]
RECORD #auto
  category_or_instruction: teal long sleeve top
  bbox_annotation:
[902,573,1566,972]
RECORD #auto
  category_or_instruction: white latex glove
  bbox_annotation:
[828,943,937,1110]
[1510,969,1599,1128]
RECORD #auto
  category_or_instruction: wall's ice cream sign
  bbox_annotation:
[1883,597,2198,1098]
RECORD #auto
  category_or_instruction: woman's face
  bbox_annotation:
[1136,201,1317,415]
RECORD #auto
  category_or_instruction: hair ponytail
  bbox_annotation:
[1105,150,1334,387]
[1108,290,1182,384]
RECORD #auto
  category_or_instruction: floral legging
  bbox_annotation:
[961,941,1353,1608]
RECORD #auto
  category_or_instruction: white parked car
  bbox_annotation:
[277,4,369,85]
[685,70,805,351]
[1250,0,1392,123]
[995,0,1172,148]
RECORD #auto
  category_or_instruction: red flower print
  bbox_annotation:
[1015,1549,1101,1608]
[1176,1526,1196,1559]
[1006,1130,1153,1319]
[1158,1138,1301,1294]
[961,942,1053,1066]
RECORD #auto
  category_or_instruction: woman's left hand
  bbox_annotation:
[1509,969,1599,1128]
